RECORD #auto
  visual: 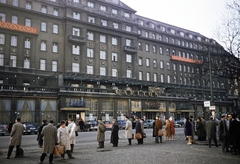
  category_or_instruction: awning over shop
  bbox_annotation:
[142,109,161,112]
[177,110,195,113]
[132,108,142,112]
[60,107,90,111]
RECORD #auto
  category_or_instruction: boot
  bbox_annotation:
[160,136,162,143]
[208,138,211,148]
[101,142,104,148]
[128,139,131,145]
[61,152,65,160]
[70,144,74,153]
[66,150,75,159]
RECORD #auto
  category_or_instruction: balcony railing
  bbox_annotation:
[68,35,86,44]
[123,46,137,53]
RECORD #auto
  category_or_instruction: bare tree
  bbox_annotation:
[215,0,240,57]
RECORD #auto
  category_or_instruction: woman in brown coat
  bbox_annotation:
[169,117,175,140]
[164,119,171,141]
[153,116,163,143]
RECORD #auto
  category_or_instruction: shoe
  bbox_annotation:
[5,156,10,159]
[97,147,103,149]
[69,156,75,159]
[187,143,192,145]
[38,161,42,164]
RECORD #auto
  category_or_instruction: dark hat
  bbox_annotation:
[221,114,227,117]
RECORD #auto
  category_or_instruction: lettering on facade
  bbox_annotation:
[115,89,160,97]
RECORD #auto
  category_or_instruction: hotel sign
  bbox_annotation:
[115,89,160,97]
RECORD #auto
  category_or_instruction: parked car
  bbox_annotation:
[104,121,112,130]
[117,120,126,130]
[143,119,154,128]
[84,120,98,131]
[22,122,38,135]
[0,124,6,136]
[175,118,185,127]
[174,122,182,127]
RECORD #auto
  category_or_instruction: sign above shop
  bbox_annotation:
[115,89,161,97]
[204,101,210,107]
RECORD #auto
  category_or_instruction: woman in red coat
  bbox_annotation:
[169,117,175,140]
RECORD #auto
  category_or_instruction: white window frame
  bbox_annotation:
[12,15,18,24]
[53,8,58,16]
[160,74,164,83]
[88,16,95,23]
[160,61,164,69]
[112,69,118,77]
[52,61,57,72]
[87,48,94,58]
[25,38,31,49]
[41,22,47,32]
[167,75,171,83]
[0,34,5,45]
[100,67,106,76]
[10,55,17,67]
[101,20,107,26]
[126,70,132,78]
[73,12,80,20]
[112,9,117,14]
[146,58,150,67]
[138,57,142,65]
[126,39,131,46]
[26,2,32,10]
[11,36,17,46]
[41,6,47,13]
[25,18,31,27]
[126,54,132,63]
[100,35,106,43]
[112,53,117,61]
[24,57,30,69]
[0,54,4,66]
[72,45,80,55]
[87,65,93,74]
[126,25,131,32]
[53,24,58,34]
[153,59,157,68]
[124,12,130,18]
[112,37,117,45]
[87,32,94,40]
[100,51,106,60]
[154,73,157,82]
[52,43,58,53]
[146,72,150,81]
[72,63,79,72]
[12,0,18,6]
[139,72,142,80]
[113,22,118,29]
[88,2,94,8]
[40,41,47,51]
[100,5,106,11]
[145,44,149,51]
[72,27,80,36]
[0,13,6,22]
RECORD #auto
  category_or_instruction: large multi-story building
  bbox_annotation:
[0,0,239,124]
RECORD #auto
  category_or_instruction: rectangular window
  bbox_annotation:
[40,41,47,51]
[112,69,118,77]
[25,38,31,48]
[101,20,107,26]
[87,32,94,40]
[26,2,32,10]
[72,28,80,36]
[139,72,142,80]
[40,59,46,70]
[87,48,94,58]
[167,62,170,70]
[124,12,130,18]
[146,72,150,81]
[146,58,150,67]
[145,32,148,38]
[12,16,18,24]
[112,53,117,61]
[112,9,117,14]
[100,51,106,60]
[153,59,157,68]
[0,13,6,22]
[52,61,57,72]
[153,46,156,53]
[100,35,106,43]
[53,24,58,34]
[126,54,132,63]
[53,8,58,16]
[167,75,171,83]
[24,57,30,69]
[145,44,149,51]
[12,0,18,6]
[100,5,106,11]
[41,22,47,32]
[160,74,164,83]
[10,55,17,67]
[52,43,58,53]
[126,39,131,46]
[127,70,132,78]
[138,42,142,50]
[25,19,31,27]
[100,67,106,76]
[88,16,95,23]
[0,54,4,66]
[126,26,131,32]
[112,37,117,45]
[72,63,79,72]
[154,73,157,82]
[113,22,118,29]
[88,2,94,8]
[11,36,17,46]
[73,12,80,20]
[173,63,176,71]
[87,65,93,74]
[42,6,47,13]
[138,57,142,65]
[160,61,164,69]
[0,34,5,45]
[72,45,80,55]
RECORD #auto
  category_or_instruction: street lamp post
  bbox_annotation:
[208,50,215,118]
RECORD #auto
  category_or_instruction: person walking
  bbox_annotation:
[110,119,119,147]
[218,114,229,152]
[201,117,207,141]
[229,114,240,155]
[37,119,47,148]
[39,120,57,164]
[153,116,163,143]
[125,116,133,145]
[57,120,75,159]
[5,118,24,159]
[97,118,106,149]
[67,118,77,153]
[206,117,218,148]
[135,117,143,145]
[185,117,192,145]
[79,119,84,132]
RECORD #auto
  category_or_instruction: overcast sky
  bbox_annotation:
[121,0,233,39]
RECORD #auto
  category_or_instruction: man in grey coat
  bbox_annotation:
[5,118,24,159]
[39,120,57,164]
[97,118,106,149]
[206,117,218,148]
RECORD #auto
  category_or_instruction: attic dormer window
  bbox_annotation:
[124,12,130,18]
[88,2,94,8]
[150,23,154,28]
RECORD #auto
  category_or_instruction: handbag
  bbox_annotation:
[135,133,142,139]
[142,133,146,138]
[57,145,65,154]
[54,146,59,155]
[158,129,163,136]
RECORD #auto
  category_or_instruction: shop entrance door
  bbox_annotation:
[68,113,77,122]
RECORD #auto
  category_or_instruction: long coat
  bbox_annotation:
[57,126,71,151]
[196,121,205,138]
[206,120,217,138]
[97,122,105,142]
[164,121,171,137]
[169,120,175,135]
[185,121,192,136]
[135,121,143,134]
[110,122,119,144]
[37,123,47,146]
[68,121,76,144]
[218,119,227,141]
[41,123,57,154]
[125,120,132,139]
[153,119,162,137]
[9,122,24,146]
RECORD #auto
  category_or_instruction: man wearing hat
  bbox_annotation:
[218,114,229,152]
[97,118,106,149]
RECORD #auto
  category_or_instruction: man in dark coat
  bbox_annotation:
[39,120,57,164]
[135,117,143,144]
[8,120,13,134]
[79,119,84,132]
[110,119,119,147]
[196,117,205,141]
[229,114,240,155]
[218,114,229,152]
[97,118,106,149]
[206,117,218,148]
[37,119,47,148]
[5,118,24,159]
